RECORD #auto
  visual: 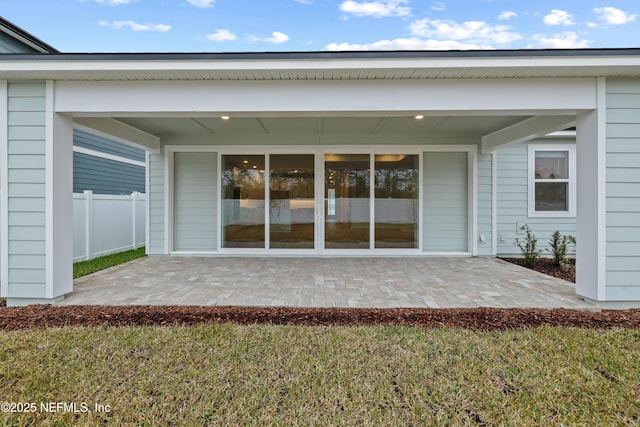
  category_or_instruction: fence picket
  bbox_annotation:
[73,192,146,262]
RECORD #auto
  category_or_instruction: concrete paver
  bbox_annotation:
[59,256,592,309]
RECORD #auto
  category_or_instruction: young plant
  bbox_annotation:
[514,224,540,267]
[548,231,576,268]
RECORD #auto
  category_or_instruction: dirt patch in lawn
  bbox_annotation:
[1,305,639,331]
[501,258,576,283]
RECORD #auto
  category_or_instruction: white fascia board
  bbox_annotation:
[2,55,640,74]
[481,115,576,153]
[74,118,160,153]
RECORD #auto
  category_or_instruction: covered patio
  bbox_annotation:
[60,257,590,309]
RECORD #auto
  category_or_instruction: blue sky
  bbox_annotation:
[2,0,639,52]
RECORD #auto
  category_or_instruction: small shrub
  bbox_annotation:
[515,224,540,267]
[548,231,576,268]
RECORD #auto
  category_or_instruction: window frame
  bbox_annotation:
[528,144,576,218]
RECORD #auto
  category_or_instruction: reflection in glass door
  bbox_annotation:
[374,154,419,248]
[324,154,370,249]
[221,155,265,248]
[270,154,315,249]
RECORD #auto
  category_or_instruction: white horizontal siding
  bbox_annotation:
[173,152,217,251]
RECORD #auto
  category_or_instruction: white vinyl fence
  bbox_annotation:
[73,190,146,262]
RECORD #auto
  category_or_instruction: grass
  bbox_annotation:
[1,324,639,426]
[73,247,146,279]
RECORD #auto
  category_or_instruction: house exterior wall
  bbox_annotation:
[476,152,493,256]
[605,78,640,301]
[0,32,38,53]
[147,149,165,255]
[73,129,145,195]
[173,152,217,251]
[496,139,576,257]
[5,82,47,298]
[423,152,468,252]
[149,136,480,254]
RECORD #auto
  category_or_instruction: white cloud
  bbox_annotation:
[409,18,521,46]
[543,9,575,26]
[99,20,171,32]
[206,29,236,42]
[593,7,637,25]
[326,38,487,51]
[339,0,411,18]
[187,0,215,8]
[432,2,445,12]
[528,32,590,49]
[266,32,290,43]
[249,31,290,44]
[587,22,598,28]
[498,11,517,21]
[294,0,312,3]
[94,0,132,4]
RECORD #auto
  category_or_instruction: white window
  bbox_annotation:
[528,144,576,217]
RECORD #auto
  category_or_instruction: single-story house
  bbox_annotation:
[1,18,639,308]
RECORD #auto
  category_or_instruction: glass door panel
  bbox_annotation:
[221,155,265,248]
[324,154,370,249]
[270,154,315,249]
[374,154,419,248]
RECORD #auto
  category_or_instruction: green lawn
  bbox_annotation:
[1,324,638,426]
[73,247,146,279]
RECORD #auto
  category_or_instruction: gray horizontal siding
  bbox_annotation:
[73,152,145,195]
[74,128,145,162]
[6,81,47,298]
[606,78,640,298]
[496,141,576,257]
[173,152,217,251]
[423,152,468,252]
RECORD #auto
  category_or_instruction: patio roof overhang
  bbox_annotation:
[3,48,628,151]
[1,48,640,81]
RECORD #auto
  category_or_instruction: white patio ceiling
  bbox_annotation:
[114,115,532,140]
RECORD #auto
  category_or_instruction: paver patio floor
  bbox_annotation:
[59,256,592,309]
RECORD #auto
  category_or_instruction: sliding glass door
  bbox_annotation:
[269,154,315,249]
[374,154,419,248]
[218,150,423,252]
[324,153,419,250]
[221,155,265,248]
[324,154,370,249]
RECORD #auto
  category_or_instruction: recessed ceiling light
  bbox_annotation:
[414,115,425,120]
[221,115,230,120]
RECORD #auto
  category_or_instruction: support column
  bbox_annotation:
[575,78,607,302]
[4,81,73,306]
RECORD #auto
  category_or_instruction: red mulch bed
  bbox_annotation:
[501,257,576,283]
[1,305,639,331]
[1,258,633,332]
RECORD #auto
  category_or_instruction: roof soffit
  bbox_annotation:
[1,51,640,81]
